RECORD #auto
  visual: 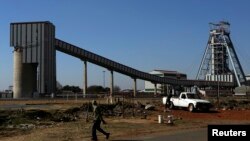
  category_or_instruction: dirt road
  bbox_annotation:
[142,128,207,141]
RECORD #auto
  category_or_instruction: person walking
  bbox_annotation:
[91,100,110,141]
[165,93,173,110]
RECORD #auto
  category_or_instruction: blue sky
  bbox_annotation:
[1,0,250,91]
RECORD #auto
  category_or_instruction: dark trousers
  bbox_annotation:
[92,120,108,140]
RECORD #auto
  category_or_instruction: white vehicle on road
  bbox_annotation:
[162,92,212,112]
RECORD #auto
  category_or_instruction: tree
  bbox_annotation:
[114,85,121,92]
[87,85,105,94]
[62,85,82,93]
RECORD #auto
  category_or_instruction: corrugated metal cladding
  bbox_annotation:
[10,21,51,63]
[10,21,56,94]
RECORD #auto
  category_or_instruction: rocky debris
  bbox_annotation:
[1,98,248,132]
[135,101,145,109]
[141,111,147,119]
[18,123,35,130]
[0,108,81,130]
[0,115,9,126]
[5,123,35,130]
[209,98,250,110]
[52,111,78,122]
[64,107,81,120]
[79,101,152,118]
[145,104,155,110]
[65,107,80,115]
[120,102,147,117]
[24,110,52,120]
[80,101,148,117]
[113,103,123,116]
[80,102,93,112]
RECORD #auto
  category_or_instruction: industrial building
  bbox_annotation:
[245,74,250,86]
[144,70,187,94]
[10,21,56,98]
[246,74,250,81]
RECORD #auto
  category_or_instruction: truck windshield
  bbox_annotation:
[186,93,201,99]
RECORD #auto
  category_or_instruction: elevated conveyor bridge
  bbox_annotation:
[55,39,234,88]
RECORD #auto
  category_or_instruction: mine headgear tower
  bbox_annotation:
[196,21,246,87]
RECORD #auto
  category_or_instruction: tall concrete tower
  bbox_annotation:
[196,21,246,87]
[10,21,56,98]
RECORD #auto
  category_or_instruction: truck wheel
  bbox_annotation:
[204,107,210,112]
[169,102,175,109]
[188,104,194,112]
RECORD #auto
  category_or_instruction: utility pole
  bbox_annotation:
[217,79,220,107]
[103,70,106,88]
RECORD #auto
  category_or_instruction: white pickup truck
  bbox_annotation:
[162,92,212,112]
